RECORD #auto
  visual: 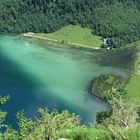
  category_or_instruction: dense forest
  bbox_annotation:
[1,0,140,47]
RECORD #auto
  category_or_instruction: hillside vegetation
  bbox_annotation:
[0,90,140,140]
[1,0,140,47]
[125,42,140,105]
[36,25,102,48]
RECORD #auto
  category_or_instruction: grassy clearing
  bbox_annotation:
[125,42,140,105]
[36,25,102,48]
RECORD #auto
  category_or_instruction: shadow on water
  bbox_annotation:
[0,51,47,129]
[0,51,97,129]
[93,48,137,70]
[32,39,136,70]
[0,52,66,128]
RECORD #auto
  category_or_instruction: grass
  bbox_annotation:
[36,25,102,48]
[60,127,112,140]
[125,42,140,105]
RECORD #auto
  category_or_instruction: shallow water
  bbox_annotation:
[0,35,133,128]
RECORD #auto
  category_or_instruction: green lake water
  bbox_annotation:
[0,35,134,128]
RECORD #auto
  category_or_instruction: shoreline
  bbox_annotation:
[89,48,139,106]
[21,33,101,50]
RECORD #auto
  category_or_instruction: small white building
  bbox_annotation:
[27,32,34,35]
[106,47,110,50]
[103,38,108,45]
[58,138,69,140]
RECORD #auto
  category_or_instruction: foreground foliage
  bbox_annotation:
[0,89,140,140]
[97,95,140,140]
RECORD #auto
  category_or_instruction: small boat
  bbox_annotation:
[26,43,29,47]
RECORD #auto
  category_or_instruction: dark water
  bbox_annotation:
[0,35,133,128]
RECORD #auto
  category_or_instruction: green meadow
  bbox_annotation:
[125,42,140,105]
[36,25,102,48]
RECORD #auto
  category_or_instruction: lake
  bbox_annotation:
[0,35,134,128]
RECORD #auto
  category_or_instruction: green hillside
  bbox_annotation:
[125,42,140,104]
[36,25,102,48]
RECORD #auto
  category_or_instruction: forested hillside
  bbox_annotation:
[0,0,140,47]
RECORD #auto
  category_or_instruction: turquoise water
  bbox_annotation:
[0,35,133,128]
